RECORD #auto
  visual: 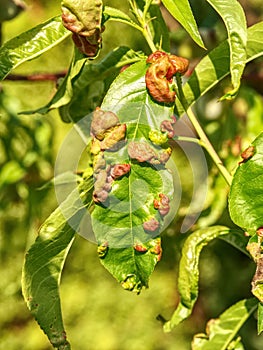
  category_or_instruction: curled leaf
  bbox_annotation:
[61,0,103,57]
[145,51,189,103]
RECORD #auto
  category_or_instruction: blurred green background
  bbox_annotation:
[1,1,263,349]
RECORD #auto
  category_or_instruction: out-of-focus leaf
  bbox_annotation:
[0,16,70,80]
[176,21,263,116]
[0,0,25,22]
[0,161,26,188]
[192,298,258,350]
[90,60,174,292]
[161,0,205,48]
[258,302,263,334]
[229,132,263,235]
[163,226,231,332]
[22,178,93,349]
[206,0,247,99]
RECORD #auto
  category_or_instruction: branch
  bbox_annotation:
[5,71,67,82]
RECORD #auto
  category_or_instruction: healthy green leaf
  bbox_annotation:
[90,60,175,292]
[192,298,258,350]
[147,3,170,52]
[229,132,263,234]
[161,0,205,48]
[21,48,87,121]
[22,178,93,349]
[219,230,250,257]
[23,47,145,122]
[0,16,70,80]
[206,0,247,99]
[163,226,231,332]
[175,21,263,116]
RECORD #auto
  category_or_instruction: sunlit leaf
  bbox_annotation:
[161,0,205,48]
[176,21,263,116]
[163,226,231,332]
[0,16,70,80]
[103,6,140,29]
[192,298,257,350]
[206,0,247,99]
[90,60,175,292]
[22,178,93,349]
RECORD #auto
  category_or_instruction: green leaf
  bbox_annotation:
[258,302,263,334]
[103,6,141,30]
[90,60,175,292]
[0,16,70,81]
[192,298,258,350]
[163,226,231,332]
[0,160,26,188]
[161,0,205,48]
[22,178,93,349]
[147,3,170,52]
[21,48,87,121]
[23,47,145,122]
[175,21,263,116]
[219,230,250,257]
[206,0,247,99]
[229,132,263,234]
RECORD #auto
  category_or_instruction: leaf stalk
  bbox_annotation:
[175,74,232,187]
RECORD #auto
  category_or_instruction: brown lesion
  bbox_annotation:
[61,0,103,57]
[145,50,189,103]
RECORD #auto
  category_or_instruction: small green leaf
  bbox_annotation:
[176,21,263,116]
[103,6,140,29]
[0,160,26,187]
[219,230,250,257]
[206,0,247,99]
[22,178,93,349]
[229,132,263,234]
[192,298,258,350]
[0,16,70,81]
[163,226,231,332]
[161,0,205,48]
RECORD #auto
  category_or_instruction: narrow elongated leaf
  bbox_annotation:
[22,178,93,349]
[23,47,145,122]
[103,6,140,29]
[229,132,263,234]
[206,0,247,99]
[175,21,263,116]
[21,48,87,121]
[161,0,205,48]
[0,16,70,80]
[163,226,231,332]
[148,3,170,52]
[192,298,258,350]
[90,61,175,292]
